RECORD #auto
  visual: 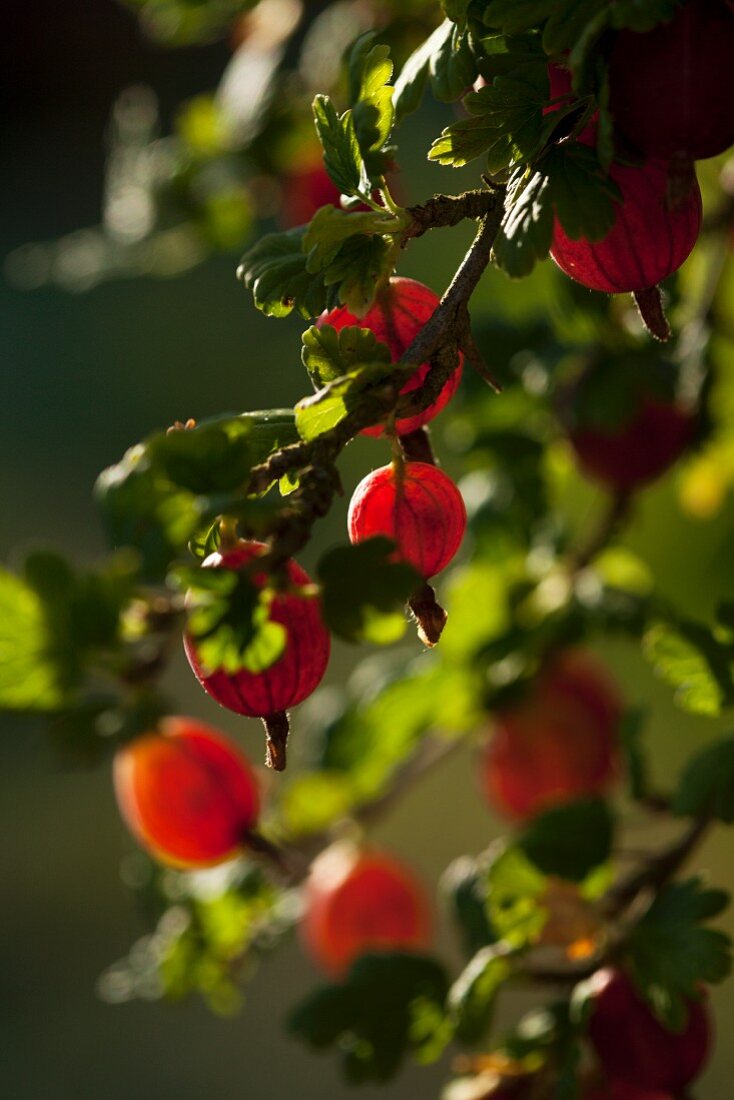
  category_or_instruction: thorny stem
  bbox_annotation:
[521,814,713,986]
[568,490,631,574]
[247,201,505,572]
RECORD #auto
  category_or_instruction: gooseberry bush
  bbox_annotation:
[6,0,734,1096]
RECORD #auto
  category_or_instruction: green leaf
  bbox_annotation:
[483,0,680,44]
[304,205,402,273]
[518,799,614,883]
[348,34,395,181]
[626,877,732,1031]
[448,945,512,1043]
[393,20,477,122]
[312,94,367,199]
[96,412,297,578]
[0,567,68,710]
[301,323,392,388]
[103,863,285,1013]
[317,538,421,644]
[483,0,559,34]
[643,618,734,716]
[295,360,395,441]
[237,228,328,319]
[178,565,287,675]
[485,845,548,949]
[493,143,621,277]
[320,232,393,317]
[147,412,298,496]
[674,737,734,824]
[289,953,450,1083]
[429,61,548,173]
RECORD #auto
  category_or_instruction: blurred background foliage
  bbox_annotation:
[3,0,734,1097]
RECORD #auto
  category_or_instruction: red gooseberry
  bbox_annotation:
[183,540,330,770]
[317,277,463,438]
[348,461,467,579]
[550,130,702,294]
[559,357,698,493]
[113,716,260,868]
[609,0,734,163]
[279,161,345,229]
[583,1083,671,1100]
[586,968,711,1093]
[481,649,621,821]
[300,842,432,977]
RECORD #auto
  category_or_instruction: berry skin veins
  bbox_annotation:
[318,277,463,438]
[347,461,467,580]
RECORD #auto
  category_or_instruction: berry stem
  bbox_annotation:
[262,711,290,771]
[633,285,672,342]
[398,428,435,465]
[408,582,449,647]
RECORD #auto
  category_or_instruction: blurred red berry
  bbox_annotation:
[301,842,432,977]
[114,717,260,868]
[481,650,621,821]
[609,0,734,162]
[587,968,711,1093]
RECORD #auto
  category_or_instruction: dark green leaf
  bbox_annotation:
[237,228,328,319]
[429,63,548,172]
[494,143,621,277]
[289,953,450,1083]
[448,945,512,1043]
[619,707,650,802]
[320,232,393,317]
[393,20,477,122]
[301,323,392,388]
[483,0,558,34]
[317,538,421,644]
[518,798,614,883]
[626,877,732,1030]
[441,856,497,957]
[674,737,734,824]
[96,412,297,578]
[304,205,402,273]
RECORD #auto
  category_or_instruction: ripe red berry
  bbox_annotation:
[317,277,463,438]
[113,717,260,868]
[481,650,621,821]
[300,842,432,977]
[583,1083,671,1100]
[609,0,734,163]
[348,461,467,579]
[183,540,330,770]
[587,968,711,1093]
[279,161,344,229]
[550,142,702,294]
[560,358,697,492]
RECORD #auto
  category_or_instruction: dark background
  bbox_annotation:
[2,3,734,1097]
